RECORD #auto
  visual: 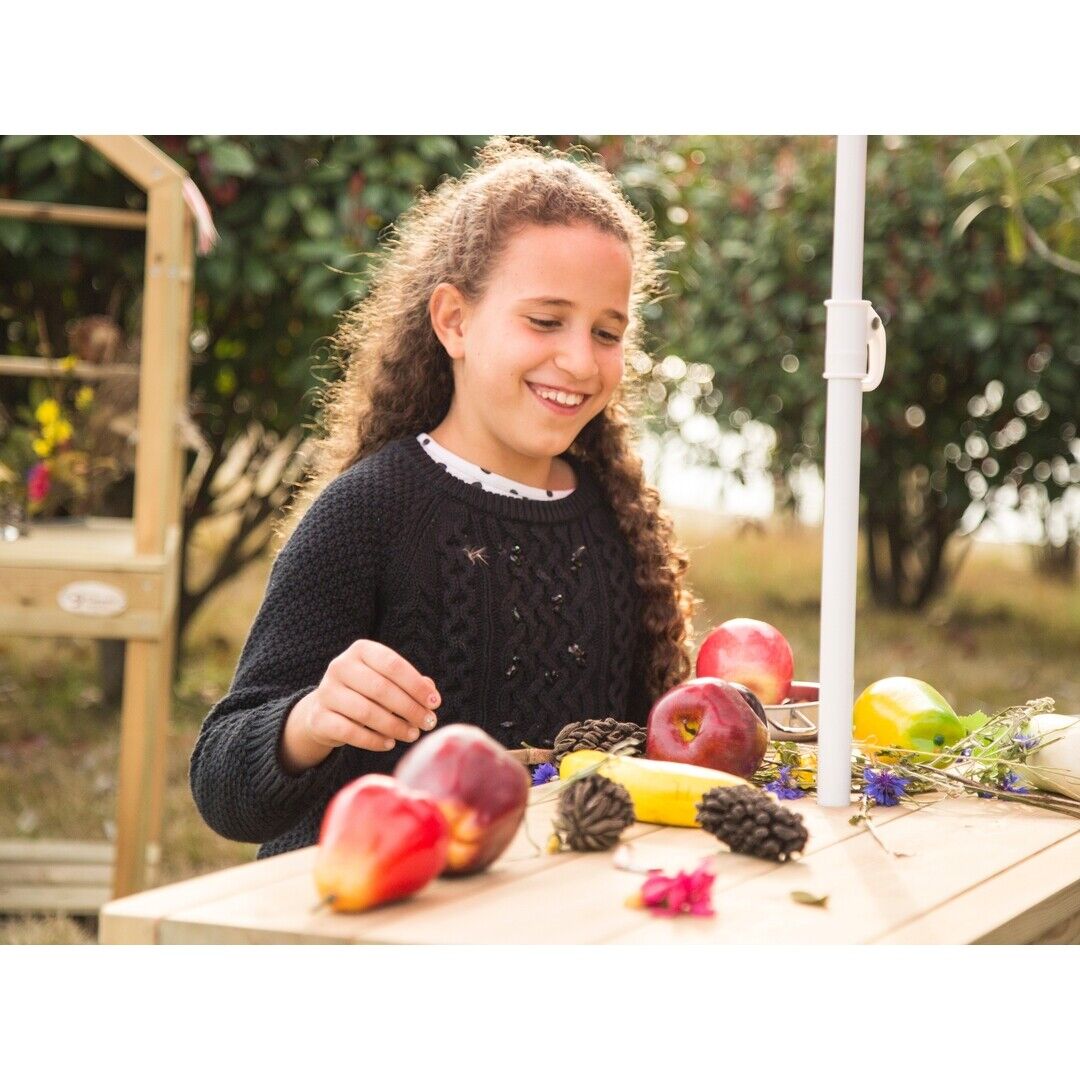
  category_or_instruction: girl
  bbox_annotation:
[190,136,700,859]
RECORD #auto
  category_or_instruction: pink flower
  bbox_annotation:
[630,858,717,917]
[27,461,51,503]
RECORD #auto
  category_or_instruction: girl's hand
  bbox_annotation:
[281,641,440,773]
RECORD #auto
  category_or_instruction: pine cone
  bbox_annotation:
[552,717,646,765]
[552,774,635,852]
[695,785,808,862]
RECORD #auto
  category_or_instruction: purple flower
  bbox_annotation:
[764,766,806,800]
[862,767,911,807]
[1012,730,1038,752]
[1000,771,1030,794]
[531,762,558,786]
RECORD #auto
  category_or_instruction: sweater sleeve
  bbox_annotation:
[188,464,383,845]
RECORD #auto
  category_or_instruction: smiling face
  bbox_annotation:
[427,222,633,490]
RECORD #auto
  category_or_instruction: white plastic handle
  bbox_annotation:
[863,305,886,392]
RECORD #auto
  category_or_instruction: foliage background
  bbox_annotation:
[3,134,1077,636]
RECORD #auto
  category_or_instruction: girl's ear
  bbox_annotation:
[429,282,469,361]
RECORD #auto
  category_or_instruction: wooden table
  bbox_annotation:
[98,782,1080,944]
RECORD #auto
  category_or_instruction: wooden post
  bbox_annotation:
[113,172,189,898]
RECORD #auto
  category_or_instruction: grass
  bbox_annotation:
[2,508,1077,944]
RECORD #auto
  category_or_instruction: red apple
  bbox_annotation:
[695,618,794,705]
[646,677,769,778]
[313,774,450,913]
[394,725,530,876]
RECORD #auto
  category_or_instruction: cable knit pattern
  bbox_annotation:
[189,433,651,859]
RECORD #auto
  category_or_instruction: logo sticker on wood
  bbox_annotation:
[57,581,128,617]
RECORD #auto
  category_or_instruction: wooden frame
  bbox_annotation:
[0,136,195,906]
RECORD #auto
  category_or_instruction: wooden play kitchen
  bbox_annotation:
[99,774,1080,945]
[0,136,195,907]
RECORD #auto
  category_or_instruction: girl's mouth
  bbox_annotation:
[527,382,590,416]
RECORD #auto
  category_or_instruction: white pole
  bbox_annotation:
[817,135,885,806]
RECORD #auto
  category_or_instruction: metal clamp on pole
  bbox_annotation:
[823,299,886,391]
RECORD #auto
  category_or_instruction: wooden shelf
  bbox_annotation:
[0,517,176,573]
[0,518,179,640]
[0,840,116,916]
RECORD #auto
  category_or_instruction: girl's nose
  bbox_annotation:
[555,332,600,382]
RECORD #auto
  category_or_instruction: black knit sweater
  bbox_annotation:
[189,433,651,859]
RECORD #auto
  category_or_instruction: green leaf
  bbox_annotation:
[790,890,829,907]
[243,258,277,295]
[50,138,80,168]
[288,186,314,213]
[262,192,292,233]
[1004,214,1026,265]
[302,206,336,240]
[209,141,257,177]
[958,710,989,734]
[2,134,39,153]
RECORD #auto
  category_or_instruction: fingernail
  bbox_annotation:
[423,714,437,730]
[408,728,420,741]
[428,693,440,707]
[383,739,394,750]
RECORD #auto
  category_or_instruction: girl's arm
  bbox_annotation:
[188,465,383,845]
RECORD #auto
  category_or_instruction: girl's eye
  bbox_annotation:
[528,317,622,344]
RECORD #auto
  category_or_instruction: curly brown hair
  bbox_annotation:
[296,135,701,708]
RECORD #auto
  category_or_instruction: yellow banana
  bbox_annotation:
[558,750,747,828]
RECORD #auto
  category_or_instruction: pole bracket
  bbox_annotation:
[823,299,886,391]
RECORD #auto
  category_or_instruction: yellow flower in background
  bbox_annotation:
[59,355,78,372]
[32,437,52,458]
[45,418,74,445]
[75,386,95,410]
[35,398,60,425]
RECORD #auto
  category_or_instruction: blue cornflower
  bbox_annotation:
[1012,730,1039,752]
[531,762,559,786]
[764,766,806,800]
[1000,771,1030,794]
[862,767,911,807]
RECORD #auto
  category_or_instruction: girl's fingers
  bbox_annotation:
[349,640,441,716]
[321,683,422,744]
[332,656,437,733]
[307,708,397,753]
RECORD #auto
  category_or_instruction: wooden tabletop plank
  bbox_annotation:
[606,796,1080,944]
[98,850,310,944]
[873,828,1080,944]
[100,778,1080,945]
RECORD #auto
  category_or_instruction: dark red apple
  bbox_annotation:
[394,725,530,876]
[728,681,767,724]
[695,618,794,705]
[646,677,769,778]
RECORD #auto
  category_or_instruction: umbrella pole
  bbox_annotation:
[817,135,886,806]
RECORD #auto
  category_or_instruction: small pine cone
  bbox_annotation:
[552,774,635,852]
[695,785,808,863]
[552,717,646,765]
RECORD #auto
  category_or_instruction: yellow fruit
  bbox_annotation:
[853,676,964,764]
[558,750,747,828]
